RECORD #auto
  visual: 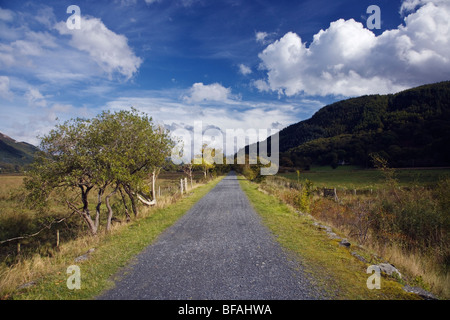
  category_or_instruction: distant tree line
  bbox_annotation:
[278,81,450,169]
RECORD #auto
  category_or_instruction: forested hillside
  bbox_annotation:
[277,81,450,169]
[0,133,37,173]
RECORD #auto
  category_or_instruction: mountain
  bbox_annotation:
[253,81,450,169]
[0,133,38,172]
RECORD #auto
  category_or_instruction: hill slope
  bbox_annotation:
[0,133,38,172]
[259,81,450,169]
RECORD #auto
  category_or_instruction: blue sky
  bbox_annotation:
[0,0,449,149]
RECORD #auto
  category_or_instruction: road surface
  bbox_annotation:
[98,172,326,300]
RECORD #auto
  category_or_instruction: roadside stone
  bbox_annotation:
[339,239,351,247]
[351,251,368,263]
[402,285,437,300]
[327,232,342,240]
[377,263,401,278]
[74,248,95,263]
[17,281,36,290]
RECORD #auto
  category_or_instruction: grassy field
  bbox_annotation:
[280,166,450,189]
[1,168,447,299]
[258,166,449,299]
[0,173,221,300]
[239,177,419,300]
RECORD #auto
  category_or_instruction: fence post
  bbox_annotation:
[185,178,188,192]
[180,178,184,194]
[56,229,60,248]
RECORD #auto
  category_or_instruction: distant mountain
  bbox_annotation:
[0,133,38,172]
[249,81,450,169]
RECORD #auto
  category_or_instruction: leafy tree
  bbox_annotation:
[25,118,101,234]
[25,109,174,235]
[193,143,217,179]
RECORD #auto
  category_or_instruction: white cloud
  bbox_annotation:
[0,7,14,22]
[400,0,449,15]
[256,31,269,43]
[55,16,142,80]
[0,75,13,99]
[145,0,162,4]
[183,82,232,103]
[35,6,56,28]
[102,89,305,157]
[256,0,450,97]
[0,29,58,69]
[25,88,47,107]
[255,31,277,45]
[239,64,252,75]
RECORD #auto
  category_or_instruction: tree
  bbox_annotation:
[25,109,174,235]
[25,117,101,235]
[92,110,173,220]
[193,143,217,179]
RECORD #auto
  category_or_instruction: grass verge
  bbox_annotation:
[5,176,224,300]
[238,177,420,300]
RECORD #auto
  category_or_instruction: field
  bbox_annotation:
[0,171,205,263]
[1,167,449,299]
[0,171,221,298]
[265,166,450,299]
[279,166,450,189]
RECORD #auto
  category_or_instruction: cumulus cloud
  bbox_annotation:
[239,64,252,75]
[255,31,269,43]
[55,16,142,80]
[256,0,450,97]
[183,82,232,103]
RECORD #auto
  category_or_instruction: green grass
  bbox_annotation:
[280,166,450,189]
[238,176,420,300]
[8,176,224,300]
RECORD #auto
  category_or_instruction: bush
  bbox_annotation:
[294,187,310,213]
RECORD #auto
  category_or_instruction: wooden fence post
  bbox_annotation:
[56,229,60,248]
[180,178,184,194]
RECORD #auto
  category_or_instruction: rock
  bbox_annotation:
[74,254,89,263]
[402,285,437,300]
[351,251,368,263]
[339,239,351,247]
[377,263,401,278]
[74,248,95,263]
[327,232,342,240]
[18,281,36,290]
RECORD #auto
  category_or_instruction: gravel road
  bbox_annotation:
[98,172,326,300]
